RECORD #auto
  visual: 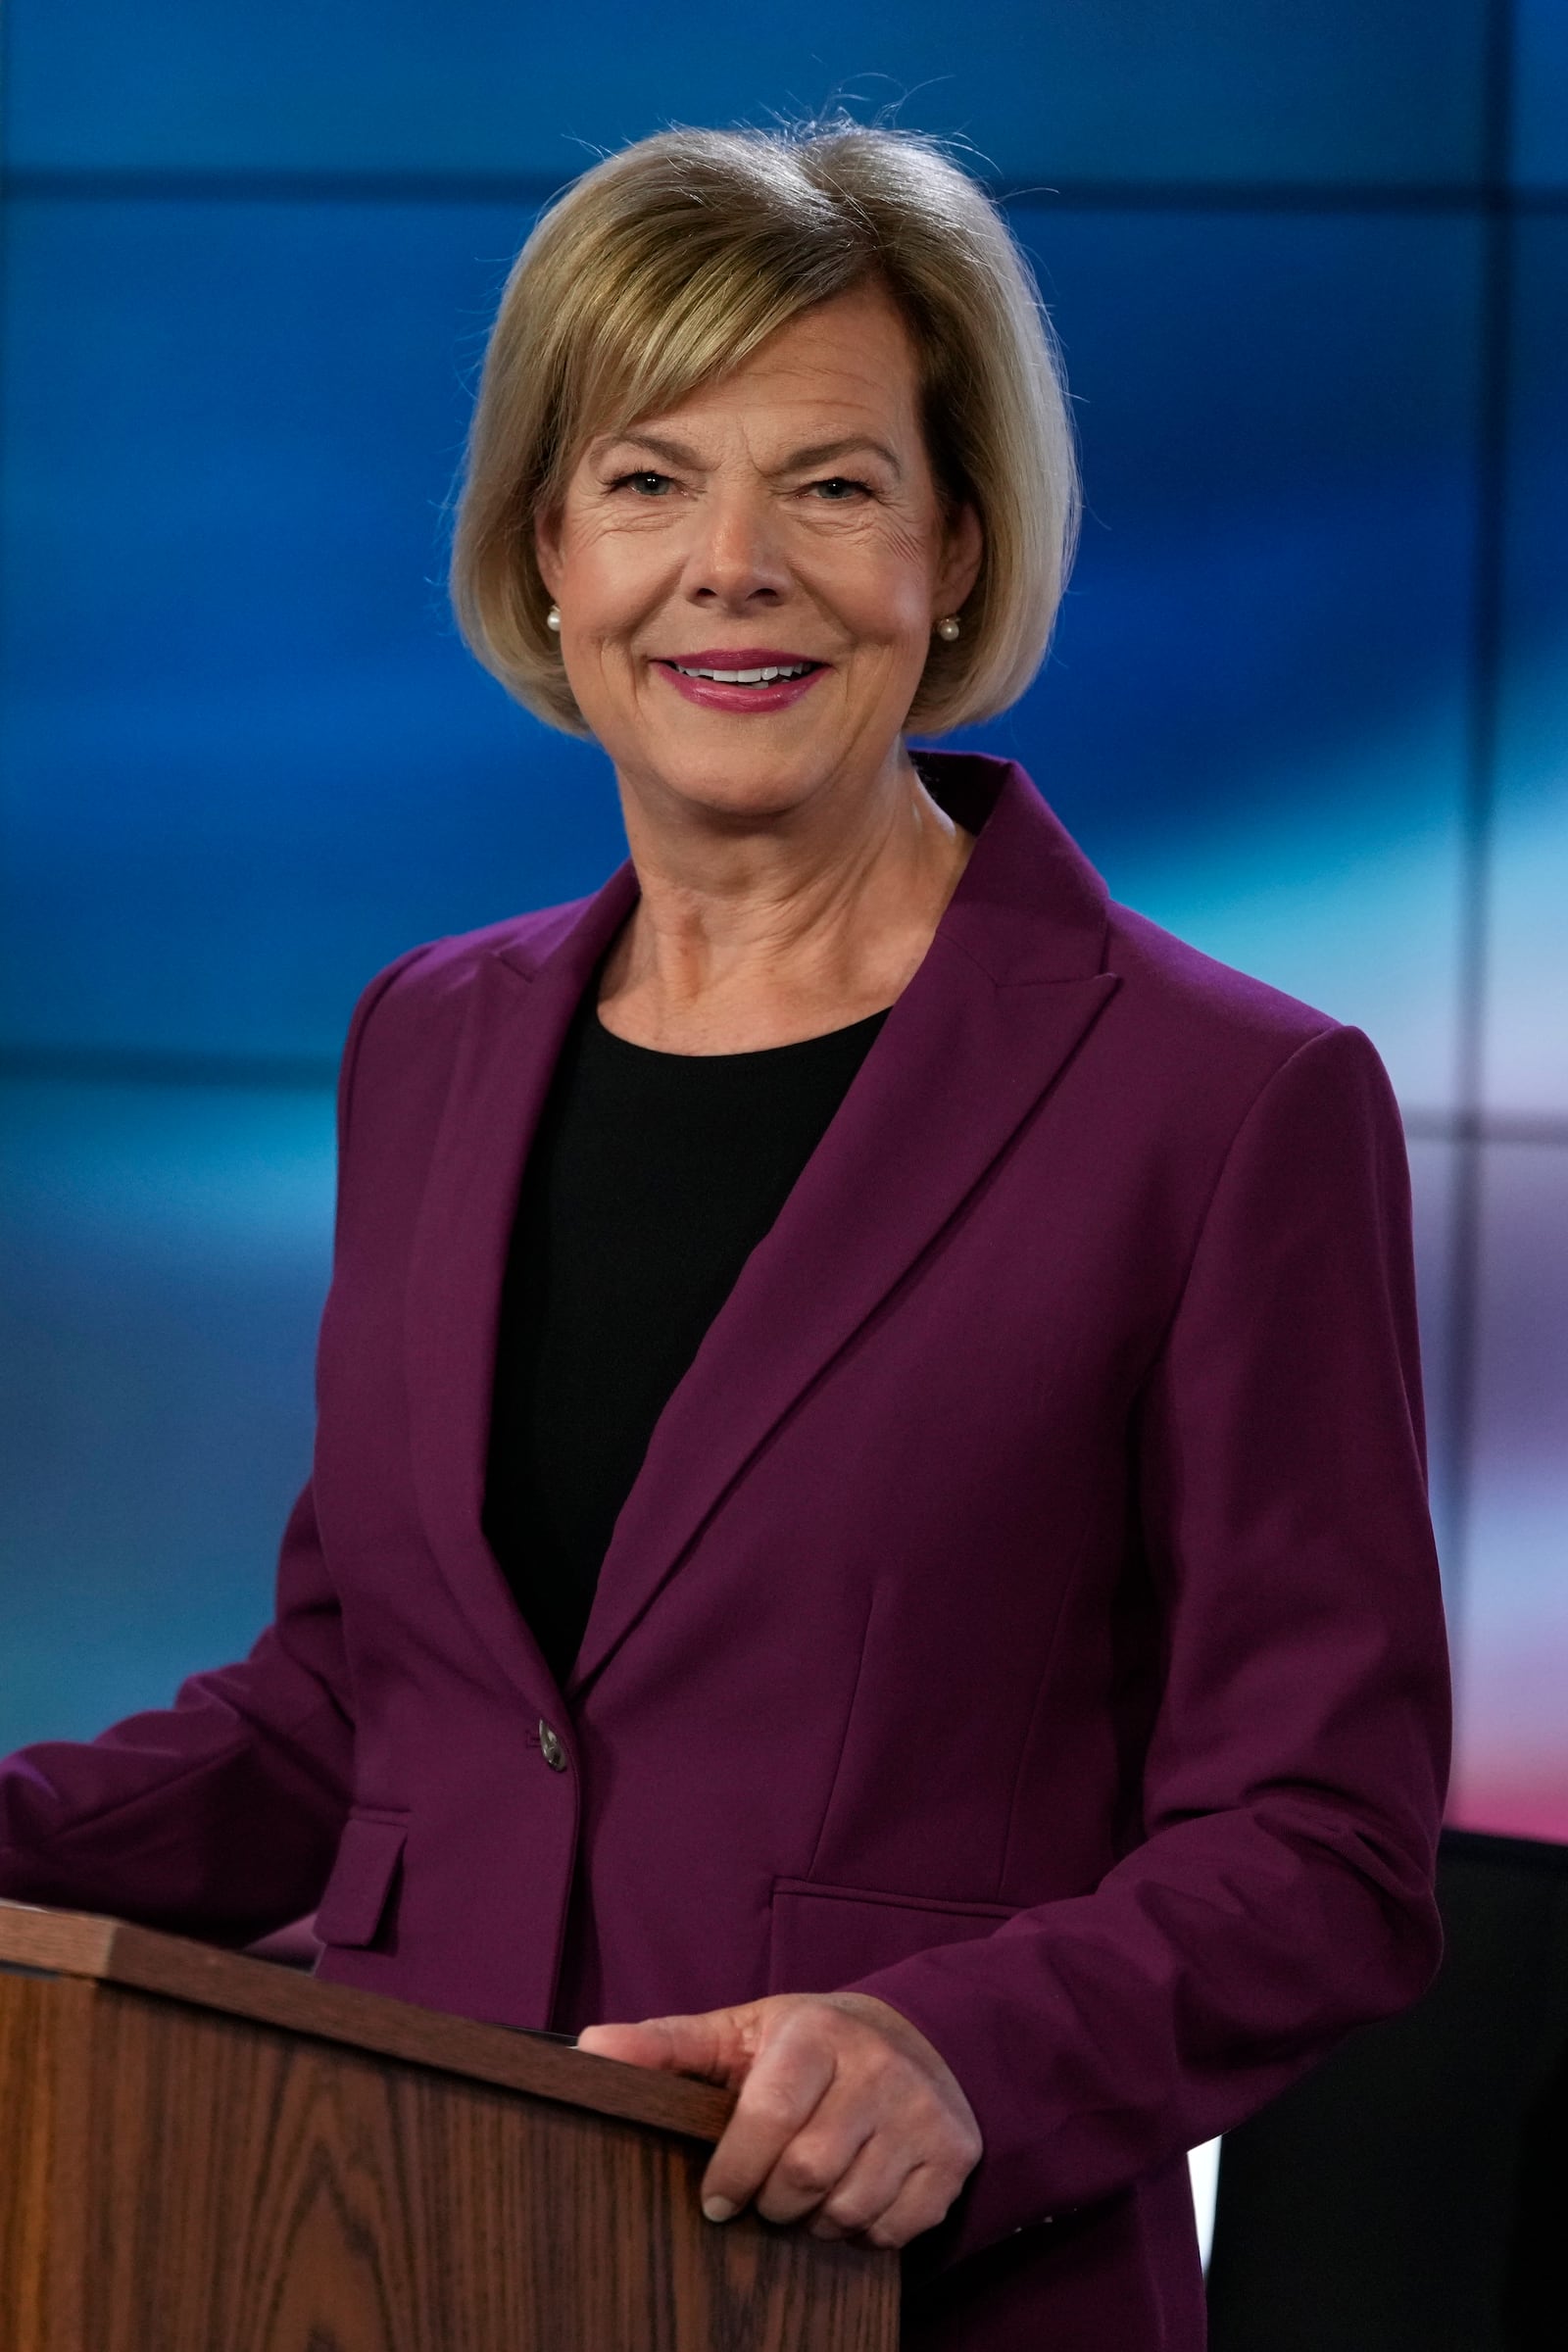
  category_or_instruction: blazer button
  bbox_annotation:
[538,1719,568,1772]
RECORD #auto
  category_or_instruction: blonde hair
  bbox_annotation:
[448,120,1081,738]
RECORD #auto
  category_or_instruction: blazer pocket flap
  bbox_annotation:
[768,1878,1015,1995]
[315,1816,407,1948]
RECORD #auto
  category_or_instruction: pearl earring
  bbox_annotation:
[935,614,961,642]
[545,605,562,633]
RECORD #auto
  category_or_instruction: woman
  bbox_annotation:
[0,123,1449,2348]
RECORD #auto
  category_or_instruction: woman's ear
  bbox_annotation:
[533,504,563,602]
[935,500,984,621]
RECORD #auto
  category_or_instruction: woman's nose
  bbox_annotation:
[683,484,789,605]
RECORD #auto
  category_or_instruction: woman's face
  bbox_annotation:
[534,281,983,829]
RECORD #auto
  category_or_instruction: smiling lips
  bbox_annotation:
[656,647,828,713]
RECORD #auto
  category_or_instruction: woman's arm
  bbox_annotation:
[0,1477,354,1942]
[844,1019,1451,2273]
[0,947,424,1943]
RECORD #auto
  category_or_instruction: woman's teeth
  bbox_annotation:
[672,662,814,685]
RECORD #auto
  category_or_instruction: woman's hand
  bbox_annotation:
[574,1990,982,2248]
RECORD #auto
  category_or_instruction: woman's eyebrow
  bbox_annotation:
[781,436,903,477]
[594,430,903,478]
[595,430,704,468]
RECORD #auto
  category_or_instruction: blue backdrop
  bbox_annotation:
[2,1,1564,1838]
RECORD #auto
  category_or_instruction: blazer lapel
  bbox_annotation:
[404,860,639,1702]
[566,758,1121,1697]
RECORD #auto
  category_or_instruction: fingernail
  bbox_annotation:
[703,2196,737,2224]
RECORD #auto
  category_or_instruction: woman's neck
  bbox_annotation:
[596,756,973,1054]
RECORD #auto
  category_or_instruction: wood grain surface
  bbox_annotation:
[0,1899,729,2140]
[0,1908,901,2352]
[0,1974,59,2349]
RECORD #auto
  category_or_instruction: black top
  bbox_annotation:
[482,984,891,1689]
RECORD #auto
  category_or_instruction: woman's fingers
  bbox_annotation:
[700,2009,841,2218]
[575,2008,751,2084]
[579,1991,983,2249]
[854,2159,952,2249]
[750,2097,882,2228]
[800,2126,909,2238]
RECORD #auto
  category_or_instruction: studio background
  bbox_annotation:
[2,2,1564,1845]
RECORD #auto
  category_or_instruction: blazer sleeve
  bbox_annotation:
[843,1020,1453,2278]
[0,949,421,1944]
[0,1481,353,1942]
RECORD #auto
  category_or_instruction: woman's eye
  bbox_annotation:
[808,476,871,502]
[610,470,674,496]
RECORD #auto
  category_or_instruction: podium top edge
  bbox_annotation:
[0,1899,734,2144]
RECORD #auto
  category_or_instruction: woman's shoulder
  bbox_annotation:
[1092,898,1407,1204]
[380,889,601,996]
[965,755,1360,1084]
[332,886,609,1102]
[364,887,605,1010]
[1103,895,1346,1066]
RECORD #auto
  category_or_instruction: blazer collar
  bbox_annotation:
[404,753,1120,1707]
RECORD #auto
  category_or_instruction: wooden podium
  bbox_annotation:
[0,1900,899,2351]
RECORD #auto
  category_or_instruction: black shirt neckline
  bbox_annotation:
[585,1000,894,1067]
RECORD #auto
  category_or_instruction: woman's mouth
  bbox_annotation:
[656,652,828,712]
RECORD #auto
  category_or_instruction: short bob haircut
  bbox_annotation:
[448,119,1081,739]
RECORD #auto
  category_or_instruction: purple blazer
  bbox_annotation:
[0,753,1450,2349]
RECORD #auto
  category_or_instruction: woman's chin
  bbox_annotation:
[622,738,857,826]
[663,772,827,827]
